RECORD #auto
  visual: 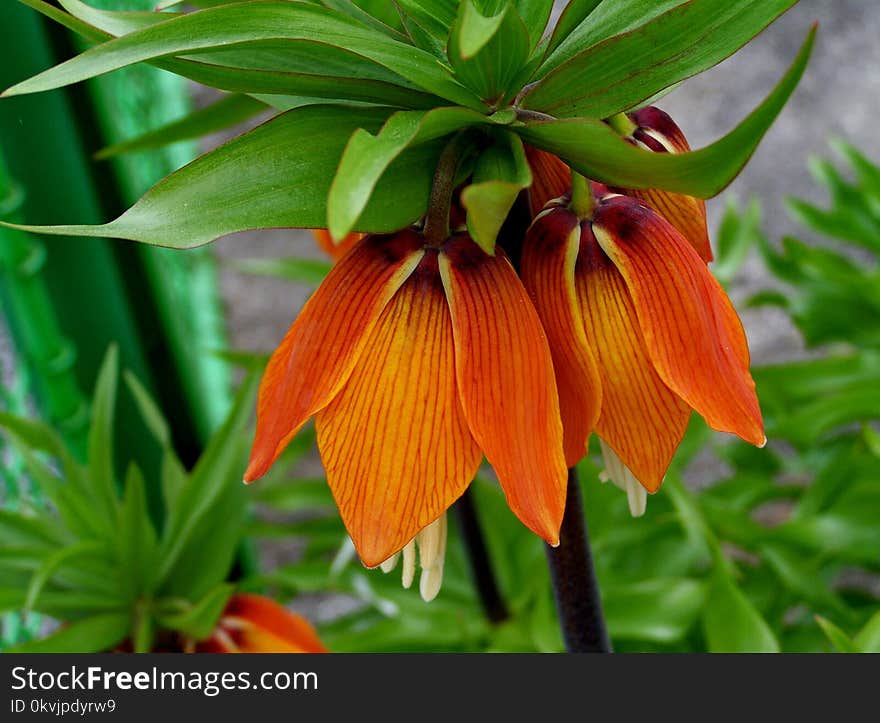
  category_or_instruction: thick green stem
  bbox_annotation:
[607,112,637,136]
[570,171,596,219]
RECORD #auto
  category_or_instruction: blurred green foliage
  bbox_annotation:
[239,139,880,652]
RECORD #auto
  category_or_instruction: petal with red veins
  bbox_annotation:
[575,228,691,492]
[316,252,482,567]
[593,197,764,446]
[521,208,602,466]
[440,236,567,545]
[245,233,424,482]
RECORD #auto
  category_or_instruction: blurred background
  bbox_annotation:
[1,0,878,652]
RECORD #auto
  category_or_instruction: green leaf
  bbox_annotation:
[712,197,762,285]
[156,583,234,640]
[156,373,260,597]
[6,612,131,653]
[0,509,63,549]
[5,2,483,110]
[461,130,532,253]
[524,0,799,118]
[540,0,684,76]
[513,0,553,51]
[0,410,85,488]
[448,0,530,103]
[24,541,108,613]
[815,615,858,653]
[854,610,880,653]
[87,345,120,532]
[516,27,815,198]
[3,105,447,247]
[604,577,706,643]
[96,94,267,160]
[56,0,176,36]
[703,569,780,652]
[540,0,603,62]
[328,106,492,239]
[117,464,159,600]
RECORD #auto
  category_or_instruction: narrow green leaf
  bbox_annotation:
[0,510,64,549]
[854,610,880,653]
[462,130,532,253]
[2,105,446,247]
[513,0,553,51]
[540,0,683,76]
[604,577,706,643]
[24,541,107,613]
[516,27,815,198]
[328,106,491,239]
[157,373,260,595]
[117,464,159,600]
[156,583,234,640]
[703,569,780,652]
[541,0,603,62]
[454,0,508,58]
[57,0,177,36]
[6,612,131,653]
[5,2,483,110]
[0,410,85,487]
[87,345,120,530]
[97,94,266,160]
[448,0,531,103]
[525,0,799,118]
[815,616,858,653]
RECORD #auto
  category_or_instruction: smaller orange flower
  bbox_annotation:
[197,594,326,653]
[522,188,764,514]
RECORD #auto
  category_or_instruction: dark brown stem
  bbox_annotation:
[454,489,510,624]
[545,468,612,653]
[423,132,471,247]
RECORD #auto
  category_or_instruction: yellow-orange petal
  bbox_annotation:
[200,594,327,653]
[593,196,765,446]
[315,252,483,566]
[524,145,571,216]
[521,207,602,467]
[623,188,712,262]
[245,233,425,482]
[312,229,364,261]
[440,235,567,545]
[575,226,691,491]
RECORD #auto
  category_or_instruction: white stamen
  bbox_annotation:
[416,514,447,602]
[374,515,449,601]
[401,540,416,589]
[379,553,399,574]
[599,440,648,518]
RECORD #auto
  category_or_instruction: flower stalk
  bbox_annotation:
[423,132,471,246]
[454,489,510,624]
[545,468,612,653]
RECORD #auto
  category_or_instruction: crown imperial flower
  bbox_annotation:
[246,230,568,597]
[522,188,765,512]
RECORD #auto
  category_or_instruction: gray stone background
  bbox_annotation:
[213,0,880,369]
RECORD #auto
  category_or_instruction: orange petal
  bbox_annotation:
[575,227,691,491]
[440,235,567,545]
[521,207,602,467]
[524,145,571,215]
[613,107,712,262]
[202,594,327,653]
[593,196,765,446]
[316,252,483,567]
[623,188,712,262]
[245,233,424,482]
[312,229,364,261]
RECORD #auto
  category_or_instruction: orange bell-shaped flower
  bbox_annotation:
[246,230,567,594]
[522,189,763,514]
